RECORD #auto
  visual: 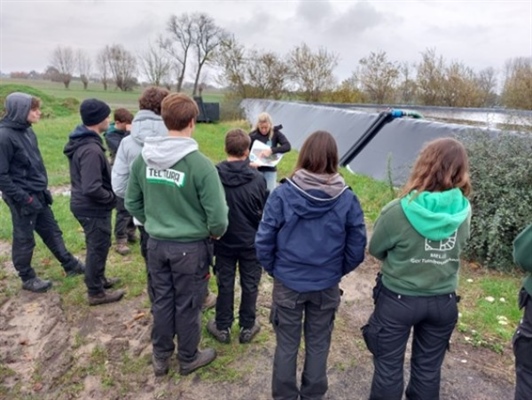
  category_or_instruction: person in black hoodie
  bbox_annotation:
[64,99,124,306]
[206,128,267,344]
[0,92,84,293]
[249,112,291,192]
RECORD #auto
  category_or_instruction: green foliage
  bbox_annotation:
[0,83,79,118]
[462,131,532,270]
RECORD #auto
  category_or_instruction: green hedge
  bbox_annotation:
[462,130,532,270]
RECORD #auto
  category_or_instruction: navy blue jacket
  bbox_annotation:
[255,178,367,292]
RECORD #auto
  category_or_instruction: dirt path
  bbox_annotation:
[0,246,516,399]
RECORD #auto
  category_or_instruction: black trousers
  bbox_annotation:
[213,248,262,330]
[4,193,79,282]
[74,213,112,296]
[270,279,340,400]
[114,197,136,241]
[137,225,154,304]
[363,284,458,400]
[148,237,211,363]
[513,288,532,400]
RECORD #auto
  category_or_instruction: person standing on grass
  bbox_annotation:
[104,107,137,256]
[512,223,532,400]
[363,137,472,400]
[0,92,85,293]
[64,98,124,306]
[125,93,228,377]
[206,128,267,345]
[255,130,367,400]
[249,112,291,192]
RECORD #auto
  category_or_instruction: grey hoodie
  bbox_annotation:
[111,110,167,197]
[141,136,198,169]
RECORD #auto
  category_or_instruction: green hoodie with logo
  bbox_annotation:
[514,224,532,295]
[369,188,471,296]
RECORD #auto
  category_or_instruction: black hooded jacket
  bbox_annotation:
[0,93,48,204]
[249,124,291,173]
[63,125,116,217]
[214,159,267,253]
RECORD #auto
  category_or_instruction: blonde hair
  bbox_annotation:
[402,137,472,197]
[254,112,274,140]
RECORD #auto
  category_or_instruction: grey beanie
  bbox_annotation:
[80,98,111,126]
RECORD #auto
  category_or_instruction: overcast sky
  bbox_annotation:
[0,0,531,83]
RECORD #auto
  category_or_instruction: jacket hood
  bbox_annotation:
[292,169,346,197]
[63,124,105,159]
[400,188,471,241]
[280,178,350,219]
[216,159,256,187]
[2,92,32,128]
[130,110,167,146]
[141,136,198,169]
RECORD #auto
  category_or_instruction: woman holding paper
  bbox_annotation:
[249,112,291,192]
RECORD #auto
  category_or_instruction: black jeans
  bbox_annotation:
[363,284,458,400]
[114,197,136,241]
[75,214,112,296]
[270,279,340,400]
[137,225,154,304]
[4,193,79,281]
[213,248,262,330]
[513,288,532,400]
[148,237,212,363]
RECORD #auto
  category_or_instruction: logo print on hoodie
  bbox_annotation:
[425,230,457,252]
[146,167,185,188]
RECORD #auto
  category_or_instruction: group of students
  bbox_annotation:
[0,88,531,399]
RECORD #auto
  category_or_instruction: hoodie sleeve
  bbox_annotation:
[78,146,115,205]
[342,193,367,276]
[198,166,228,238]
[271,129,291,155]
[112,141,130,198]
[125,156,145,224]
[368,205,396,261]
[255,190,284,275]
[514,224,532,272]
[0,135,31,204]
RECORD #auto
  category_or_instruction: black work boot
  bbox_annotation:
[88,290,125,306]
[206,319,231,344]
[152,353,171,377]
[102,277,121,289]
[239,320,261,344]
[65,259,85,277]
[22,277,53,293]
[179,348,217,376]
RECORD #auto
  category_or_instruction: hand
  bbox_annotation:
[260,148,272,158]
[21,196,43,216]
[249,162,259,168]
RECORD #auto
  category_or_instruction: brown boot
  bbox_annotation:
[115,239,130,256]
[88,290,125,306]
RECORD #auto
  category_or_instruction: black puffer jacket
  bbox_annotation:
[214,159,267,253]
[63,125,116,217]
[0,93,48,204]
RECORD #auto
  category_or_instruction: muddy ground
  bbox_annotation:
[0,245,516,400]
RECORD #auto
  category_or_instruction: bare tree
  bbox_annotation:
[190,13,227,96]
[215,35,248,97]
[287,43,338,102]
[501,57,532,110]
[50,46,75,89]
[416,48,446,105]
[96,48,110,90]
[475,67,498,107]
[159,13,194,92]
[396,62,418,104]
[139,42,172,86]
[106,44,138,91]
[76,49,92,90]
[357,51,399,104]
[246,50,289,99]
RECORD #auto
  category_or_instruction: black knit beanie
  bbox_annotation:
[80,98,111,126]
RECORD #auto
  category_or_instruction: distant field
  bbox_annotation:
[0,78,225,110]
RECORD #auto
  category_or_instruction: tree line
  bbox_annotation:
[9,12,532,110]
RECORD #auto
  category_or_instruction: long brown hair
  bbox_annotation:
[402,137,471,197]
[292,130,338,175]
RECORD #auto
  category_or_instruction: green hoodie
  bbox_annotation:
[514,224,532,295]
[369,188,471,296]
[125,136,228,241]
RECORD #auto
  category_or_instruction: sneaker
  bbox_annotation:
[201,291,217,312]
[206,319,231,344]
[179,348,217,376]
[88,290,125,306]
[65,260,85,277]
[22,277,52,293]
[239,320,261,344]
[115,239,131,256]
[103,277,121,289]
[152,353,171,377]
